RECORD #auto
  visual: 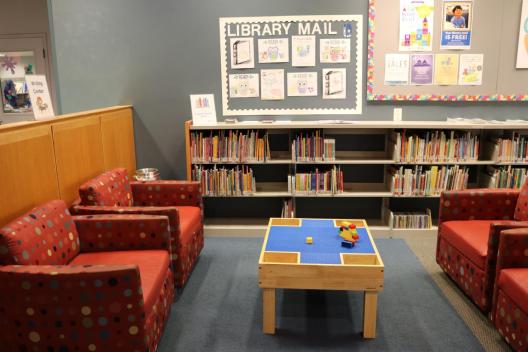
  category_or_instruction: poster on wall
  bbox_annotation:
[258,38,289,63]
[458,53,483,85]
[230,37,255,69]
[190,94,217,125]
[517,0,528,68]
[384,54,410,85]
[291,36,316,67]
[287,72,318,96]
[25,75,55,120]
[399,0,435,51]
[320,39,351,63]
[229,73,259,97]
[434,53,459,85]
[410,54,434,85]
[440,1,473,50]
[260,69,284,100]
[322,68,346,99]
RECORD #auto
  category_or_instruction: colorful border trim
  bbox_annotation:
[366,0,528,102]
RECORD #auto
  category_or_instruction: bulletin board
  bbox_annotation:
[219,15,363,115]
[367,0,528,101]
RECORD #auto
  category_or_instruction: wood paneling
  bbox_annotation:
[100,108,136,176]
[0,125,59,226]
[52,115,105,204]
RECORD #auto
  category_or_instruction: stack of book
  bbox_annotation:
[495,134,528,162]
[281,199,295,218]
[191,165,256,196]
[393,130,479,163]
[190,130,270,163]
[391,165,469,196]
[486,166,528,189]
[390,209,432,229]
[289,166,344,194]
[291,131,335,161]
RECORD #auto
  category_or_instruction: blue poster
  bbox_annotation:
[441,1,472,49]
[441,31,471,48]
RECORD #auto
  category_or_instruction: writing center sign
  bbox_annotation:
[219,15,363,116]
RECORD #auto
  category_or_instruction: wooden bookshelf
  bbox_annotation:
[185,120,528,237]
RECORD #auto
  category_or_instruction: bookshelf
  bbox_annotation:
[184,120,528,236]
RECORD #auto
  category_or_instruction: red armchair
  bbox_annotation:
[436,184,528,312]
[491,228,528,351]
[71,168,204,288]
[0,200,174,352]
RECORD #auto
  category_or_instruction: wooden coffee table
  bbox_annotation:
[258,218,384,338]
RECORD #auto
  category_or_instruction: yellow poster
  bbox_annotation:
[434,54,459,85]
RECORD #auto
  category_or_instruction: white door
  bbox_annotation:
[0,35,52,121]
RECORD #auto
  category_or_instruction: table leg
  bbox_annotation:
[363,291,378,338]
[262,288,276,334]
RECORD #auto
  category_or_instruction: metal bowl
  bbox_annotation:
[135,168,160,181]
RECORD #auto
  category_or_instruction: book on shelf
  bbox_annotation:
[291,131,335,161]
[390,165,469,196]
[289,166,344,194]
[191,130,270,163]
[389,209,432,229]
[485,166,528,189]
[392,130,479,163]
[281,199,295,218]
[191,165,256,196]
[493,133,528,162]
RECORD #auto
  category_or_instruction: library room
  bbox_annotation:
[1,0,528,351]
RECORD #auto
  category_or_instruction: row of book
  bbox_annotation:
[391,165,469,196]
[390,209,432,229]
[288,166,344,194]
[291,131,336,161]
[190,131,270,162]
[281,199,295,218]
[495,134,528,162]
[486,166,528,189]
[393,130,479,163]
[191,165,256,196]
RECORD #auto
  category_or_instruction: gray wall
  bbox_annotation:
[48,0,528,179]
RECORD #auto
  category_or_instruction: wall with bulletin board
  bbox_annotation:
[367,0,528,101]
[219,15,363,115]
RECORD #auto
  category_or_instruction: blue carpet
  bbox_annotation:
[157,237,483,352]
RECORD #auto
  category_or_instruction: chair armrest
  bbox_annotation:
[439,188,518,224]
[131,181,203,209]
[73,214,172,254]
[0,265,147,351]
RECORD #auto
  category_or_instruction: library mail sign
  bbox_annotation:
[219,15,363,116]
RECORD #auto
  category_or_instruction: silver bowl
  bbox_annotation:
[135,168,160,181]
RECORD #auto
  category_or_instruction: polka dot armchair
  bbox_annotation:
[71,168,204,288]
[436,181,528,313]
[0,200,174,352]
[491,228,528,351]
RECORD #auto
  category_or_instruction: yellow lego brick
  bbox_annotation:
[306,236,313,244]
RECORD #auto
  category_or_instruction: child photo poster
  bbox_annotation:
[441,1,473,50]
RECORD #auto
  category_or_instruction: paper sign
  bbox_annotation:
[229,73,259,98]
[320,38,351,63]
[190,94,217,125]
[230,37,254,69]
[258,38,289,63]
[517,0,528,68]
[287,72,318,96]
[322,68,346,99]
[458,54,483,85]
[441,1,473,50]
[25,75,54,120]
[410,54,434,85]
[385,54,410,85]
[261,69,284,100]
[434,54,459,85]
[291,36,316,67]
[399,0,435,51]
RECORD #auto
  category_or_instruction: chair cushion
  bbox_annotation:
[69,250,169,315]
[177,206,202,245]
[441,220,494,269]
[497,268,528,314]
[79,168,133,207]
[515,179,528,221]
[0,200,80,265]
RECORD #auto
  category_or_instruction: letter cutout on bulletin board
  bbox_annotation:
[219,15,363,115]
